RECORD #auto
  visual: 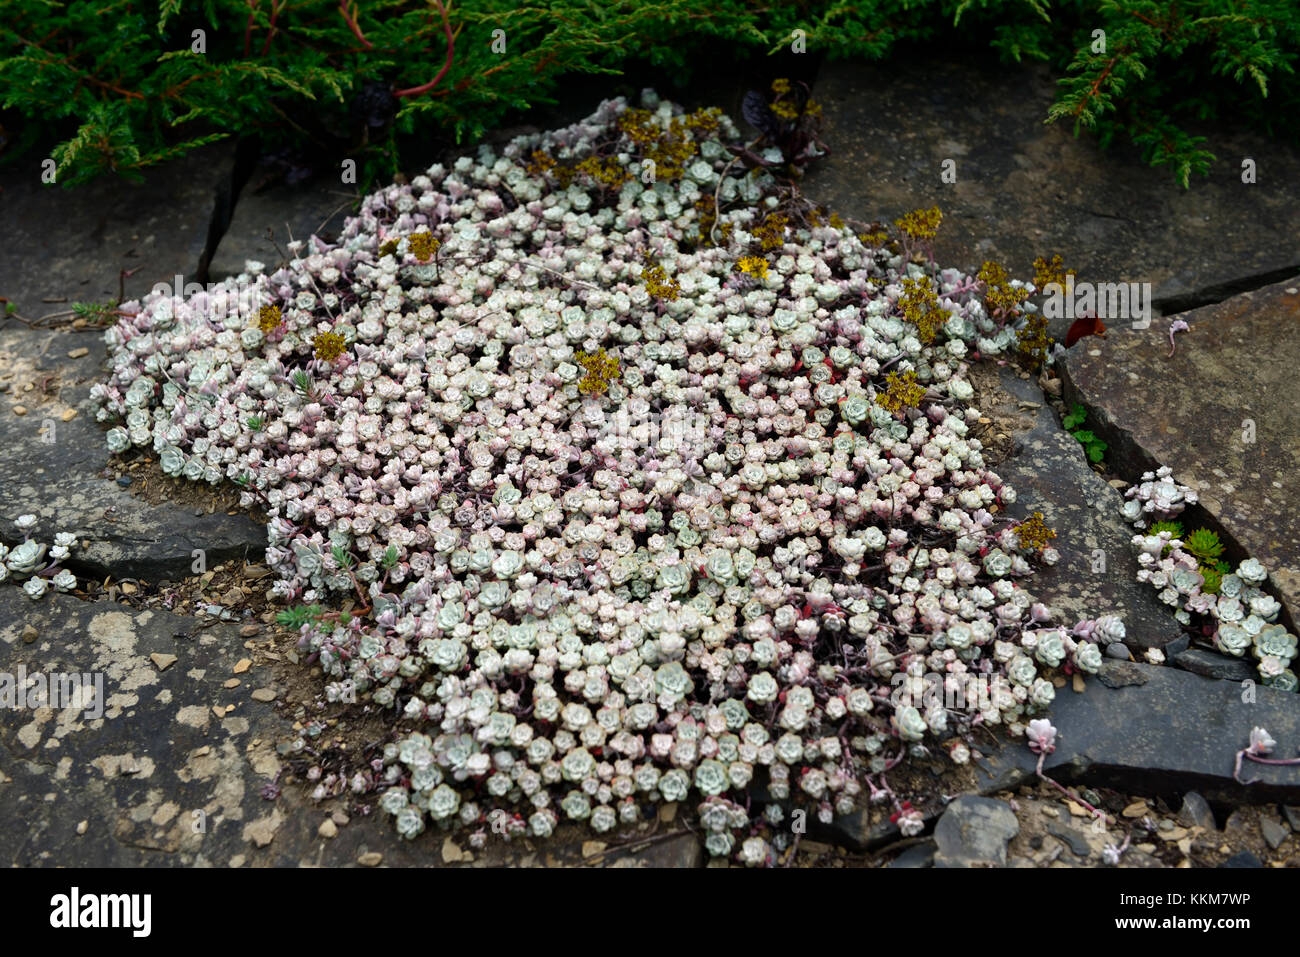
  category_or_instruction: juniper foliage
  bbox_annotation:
[2,0,1296,188]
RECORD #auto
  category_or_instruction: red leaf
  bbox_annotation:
[1065,316,1107,348]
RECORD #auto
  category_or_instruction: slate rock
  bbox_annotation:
[1046,822,1092,859]
[1284,806,1300,833]
[1060,279,1300,628]
[804,56,1300,316]
[0,143,236,317]
[984,366,1186,650]
[977,661,1300,804]
[885,840,936,868]
[933,796,1019,867]
[1171,647,1258,682]
[1220,851,1262,868]
[0,325,266,580]
[607,832,704,869]
[206,169,360,282]
[1177,792,1217,832]
[0,589,288,866]
[0,588,641,869]
[1261,817,1289,851]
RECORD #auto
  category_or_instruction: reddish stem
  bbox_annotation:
[261,0,282,57]
[393,0,454,98]
[339,0,373,50]
[244,0,258,58]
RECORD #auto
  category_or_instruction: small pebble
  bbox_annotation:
[1261,817,1288,850]
[12,406,27,416]
[1122,800,1148,818]
[251,688,276,702]
[358,852,383,867]
[331,810,350,826]
[116,476,132,487]
[318,819,338,839]
[1105,642,1131,660]
[21,624,38,644]
[149,653,178,671]
[240,623,261,637]
[76,820,88,835]
[233,658,252,674]
[67,348,89,359]
[60,408,77,421]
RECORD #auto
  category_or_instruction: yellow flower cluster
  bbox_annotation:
[1016,314,1052,372]
[1032,254,1075,291]
[615,109,662,147]
[767,79,822,121]
[615,107,720,183]
[897,276,949,344]
[736,256,769,279]
[750,212,787,252]
[408,231,441,263]
[894,206,942,242]
[575,348,621,396]
[525,149,559,176]
[858,227,890,247]
[574,155,631,191]
[641,263,681,301]
[378,238,399,258]
[770,99,801,121]
[1014,512,1057,554]
[312,330,347,362]
[681,106,723,138]
[876,369,927,414]
[257,304,283,334]
[978,260,1030,318]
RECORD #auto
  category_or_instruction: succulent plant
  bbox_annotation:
[85,92,1119,861]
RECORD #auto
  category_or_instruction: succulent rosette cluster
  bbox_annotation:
[94,92,1108,858]
[1121,467,1296,690]
[2,515,79,599]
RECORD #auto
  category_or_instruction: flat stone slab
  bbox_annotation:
[1060,278,1300,628]
[206,169,360,282]
[0,325,266,580]
[933,796,1019,867]
[984,365,1185,650]
[0,143,235,317]
[804,56,1300,312]
[0,590,703,866]
[974,660,1300,805]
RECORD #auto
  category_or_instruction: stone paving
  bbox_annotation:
[0,325,265,580]
[801,55,1300,319]
[1060,279,1300,630]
